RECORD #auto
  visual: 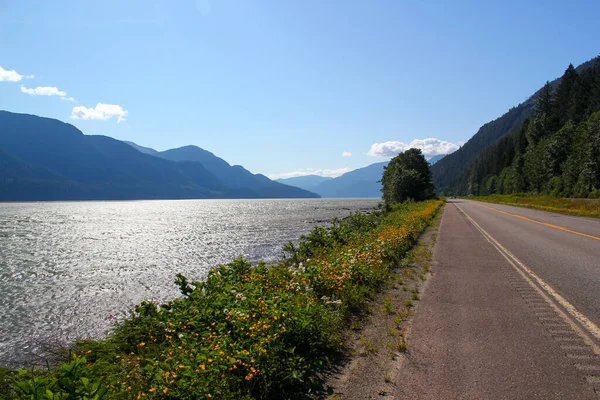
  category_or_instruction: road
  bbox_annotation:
[394,199,600,399]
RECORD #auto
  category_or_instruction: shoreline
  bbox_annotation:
[0,200,380,369]
[1,200,443,399]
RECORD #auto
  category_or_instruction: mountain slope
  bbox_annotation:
[311,162,387,198]
[455,58,600,197]
[156,145,318,197]
[427,154,446,165]
[0,111,318,200]
[123,141,159,156]
[0,111,227,200]
[275,175,332,191]
[431,56,600,194]
[430,103,534,193]
[279,156,446,195]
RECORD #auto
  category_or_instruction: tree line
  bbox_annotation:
[448,58,600,198]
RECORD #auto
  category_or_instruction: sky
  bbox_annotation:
[1,0,599,179]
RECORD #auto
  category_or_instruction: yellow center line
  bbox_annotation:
[480,204,600,242]
[455,203,600,355]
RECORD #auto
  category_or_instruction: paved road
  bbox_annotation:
[394,200,600,399]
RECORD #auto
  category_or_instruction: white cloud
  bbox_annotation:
[269,167,353,180]
[367,138,460,158]
[61,96,76,102]
[342,151,352,157]
[0,66,33,82]
[21,85,67,97]
[71,103,128,123]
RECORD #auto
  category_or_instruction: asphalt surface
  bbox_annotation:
[394,200,600,399]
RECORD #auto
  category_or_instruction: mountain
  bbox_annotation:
[452,58,600,197]
[430,104,534,194]
[0,111,318,201]
[151,145,316,197]
[310,162,388,198]
[427,154,446,165]
[431,56,600,195]
[275,175,332,191]
[288,153,452,198]
[122,141,159,156]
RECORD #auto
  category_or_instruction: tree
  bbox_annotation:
[551,64,579,129]
[381,148,434,206]
[587,57,600,117]
[535,81,553,117]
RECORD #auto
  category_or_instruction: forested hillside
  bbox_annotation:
[456,59,600,197]
[432,56,600,195]
[430,103,534,193]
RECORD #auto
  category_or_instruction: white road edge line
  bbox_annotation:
[454,203,600,356]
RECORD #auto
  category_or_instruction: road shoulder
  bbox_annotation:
[323,208,442,399]
[392,202,599,399]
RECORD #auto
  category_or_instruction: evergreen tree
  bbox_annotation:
[511,154,526,193]
[547,122,574,176]
[437,57,600,197]
[568,71,592,123]
[587,57,600,116]
[525,116,547,147]
[517,119,530,154]
[551,64,579,129]
[535,81,553,117]
[588,119,600,190]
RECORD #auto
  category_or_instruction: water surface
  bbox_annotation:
[0,198,379,366]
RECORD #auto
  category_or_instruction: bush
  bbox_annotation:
[9,200,444,399]
[381,149,434,207]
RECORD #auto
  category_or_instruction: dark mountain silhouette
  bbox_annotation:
[310,162,388,198]
[0,111,318,200]
[275,175,332,191]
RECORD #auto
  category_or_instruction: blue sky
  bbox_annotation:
[1,0,599,179]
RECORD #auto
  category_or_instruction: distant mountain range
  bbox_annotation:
[0,111,318,201]
[276,154,446,198]
[427,154,446,165]
[0,110,455,201]
[123,141,159,156]
[275,175,332,191]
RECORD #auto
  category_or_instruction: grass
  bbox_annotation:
[394,310,408,327]
[397,338,408,353]
[411,288,420,301]
[382,297,394,316]
[2,200,444,400]
[471,194,600,219]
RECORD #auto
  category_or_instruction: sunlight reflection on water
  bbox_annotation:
[0,198,378,366]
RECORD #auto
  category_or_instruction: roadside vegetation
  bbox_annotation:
[324,207,442,398]
[381,148,435,207]
[1,199,443,399]
[470,194,600,219]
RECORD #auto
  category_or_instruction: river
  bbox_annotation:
[0,198,379,367]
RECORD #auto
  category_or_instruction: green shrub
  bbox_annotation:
[9,200,443,399]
